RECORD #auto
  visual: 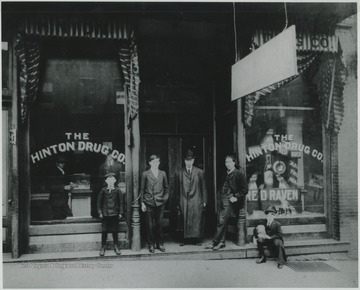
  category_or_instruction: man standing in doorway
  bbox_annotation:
[176,149,208,246]
[205,155,248,250]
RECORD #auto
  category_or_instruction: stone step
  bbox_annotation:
[28,222,330,253]
[9,239,350,263]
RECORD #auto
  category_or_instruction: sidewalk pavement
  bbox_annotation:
[3,238,358,288]
[3,256,358,288]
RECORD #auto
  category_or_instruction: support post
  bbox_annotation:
[11,34,20,258]
[236,99,247,246]
[131,115,141,251]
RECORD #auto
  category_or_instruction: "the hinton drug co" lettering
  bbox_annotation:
[31,133,125,164]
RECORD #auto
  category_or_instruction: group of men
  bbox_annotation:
[139,149,286,269]
[49,151,286,269]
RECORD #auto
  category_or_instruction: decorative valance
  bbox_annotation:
[313,52,346,134]
[18,15,131,40]
[15,35,41,123]
[252,29,338,53]
[119,36,140,123]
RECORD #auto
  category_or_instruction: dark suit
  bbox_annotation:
[255,220,287,265]
[97,187,124,218]
[213,167,248,243]
[140,169,169,247]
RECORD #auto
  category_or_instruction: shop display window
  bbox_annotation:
[245,79,324,218]
[30,54,126,222]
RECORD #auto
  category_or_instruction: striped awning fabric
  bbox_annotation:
[15,35,41,124]
[119,37,140,122]
[18,15,131,40]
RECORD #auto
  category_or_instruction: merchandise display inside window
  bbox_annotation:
[245,80,324,219]
[30,53,126,222]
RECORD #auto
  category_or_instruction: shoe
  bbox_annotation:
[99,246,106,257]
[256,256,266,264]
[179,243,185,246]
[196,242,202,246]
[205,242,217,249]
[149,246,155,253]
[114,244,121,256]
[157,245,166,252]
[212,242,225,250]
[278,264,284,269]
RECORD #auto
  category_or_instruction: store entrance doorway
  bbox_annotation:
[140,135,214,240]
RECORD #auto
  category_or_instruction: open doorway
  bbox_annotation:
[140,135,214,241]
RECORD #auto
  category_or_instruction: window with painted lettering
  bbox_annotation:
[245,76,324,218]
[30,40,126,222]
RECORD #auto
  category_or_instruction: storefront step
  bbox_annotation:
[28,222,129,253]
[246,213,327,227]
[6,239,349,263]
[29,222,127,236]
[247,224,326,237]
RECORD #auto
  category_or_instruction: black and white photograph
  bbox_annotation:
[1,1,358,288]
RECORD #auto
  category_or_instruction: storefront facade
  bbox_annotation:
[2,3,357,259]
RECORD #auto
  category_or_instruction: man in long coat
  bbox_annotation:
[175,150,208,246]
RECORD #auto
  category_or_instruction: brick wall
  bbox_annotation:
[336,14,358,259]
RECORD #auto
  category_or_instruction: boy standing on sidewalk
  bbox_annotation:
[97,172,124,256]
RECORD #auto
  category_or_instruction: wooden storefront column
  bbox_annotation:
[124,84,141,252]
[10,34,20,258]
[236,99,247,246]
[131,115,141,251]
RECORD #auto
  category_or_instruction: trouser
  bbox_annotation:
[213,201,240,244]
[144,204,165,247]
[257,237,286,265]
[101,232,119,246]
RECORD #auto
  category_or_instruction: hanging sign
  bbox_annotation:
[231,25,298,101]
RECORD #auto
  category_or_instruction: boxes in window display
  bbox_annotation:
[70,173,91,190]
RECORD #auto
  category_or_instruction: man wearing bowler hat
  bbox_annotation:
[175,149,207,246]
[254,205,287,269]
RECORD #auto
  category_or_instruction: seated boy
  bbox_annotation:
[254,205,287,269]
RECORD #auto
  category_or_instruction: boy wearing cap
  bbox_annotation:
[254,205,286,269]
[97,172,124,256]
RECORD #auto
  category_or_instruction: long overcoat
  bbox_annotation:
[175,166,208,238]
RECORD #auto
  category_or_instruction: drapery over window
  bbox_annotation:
[15,34,41,123]
[14,16,138,127]
[119,36,140,124]
[244,52,318,127]
[244,44,347,135]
